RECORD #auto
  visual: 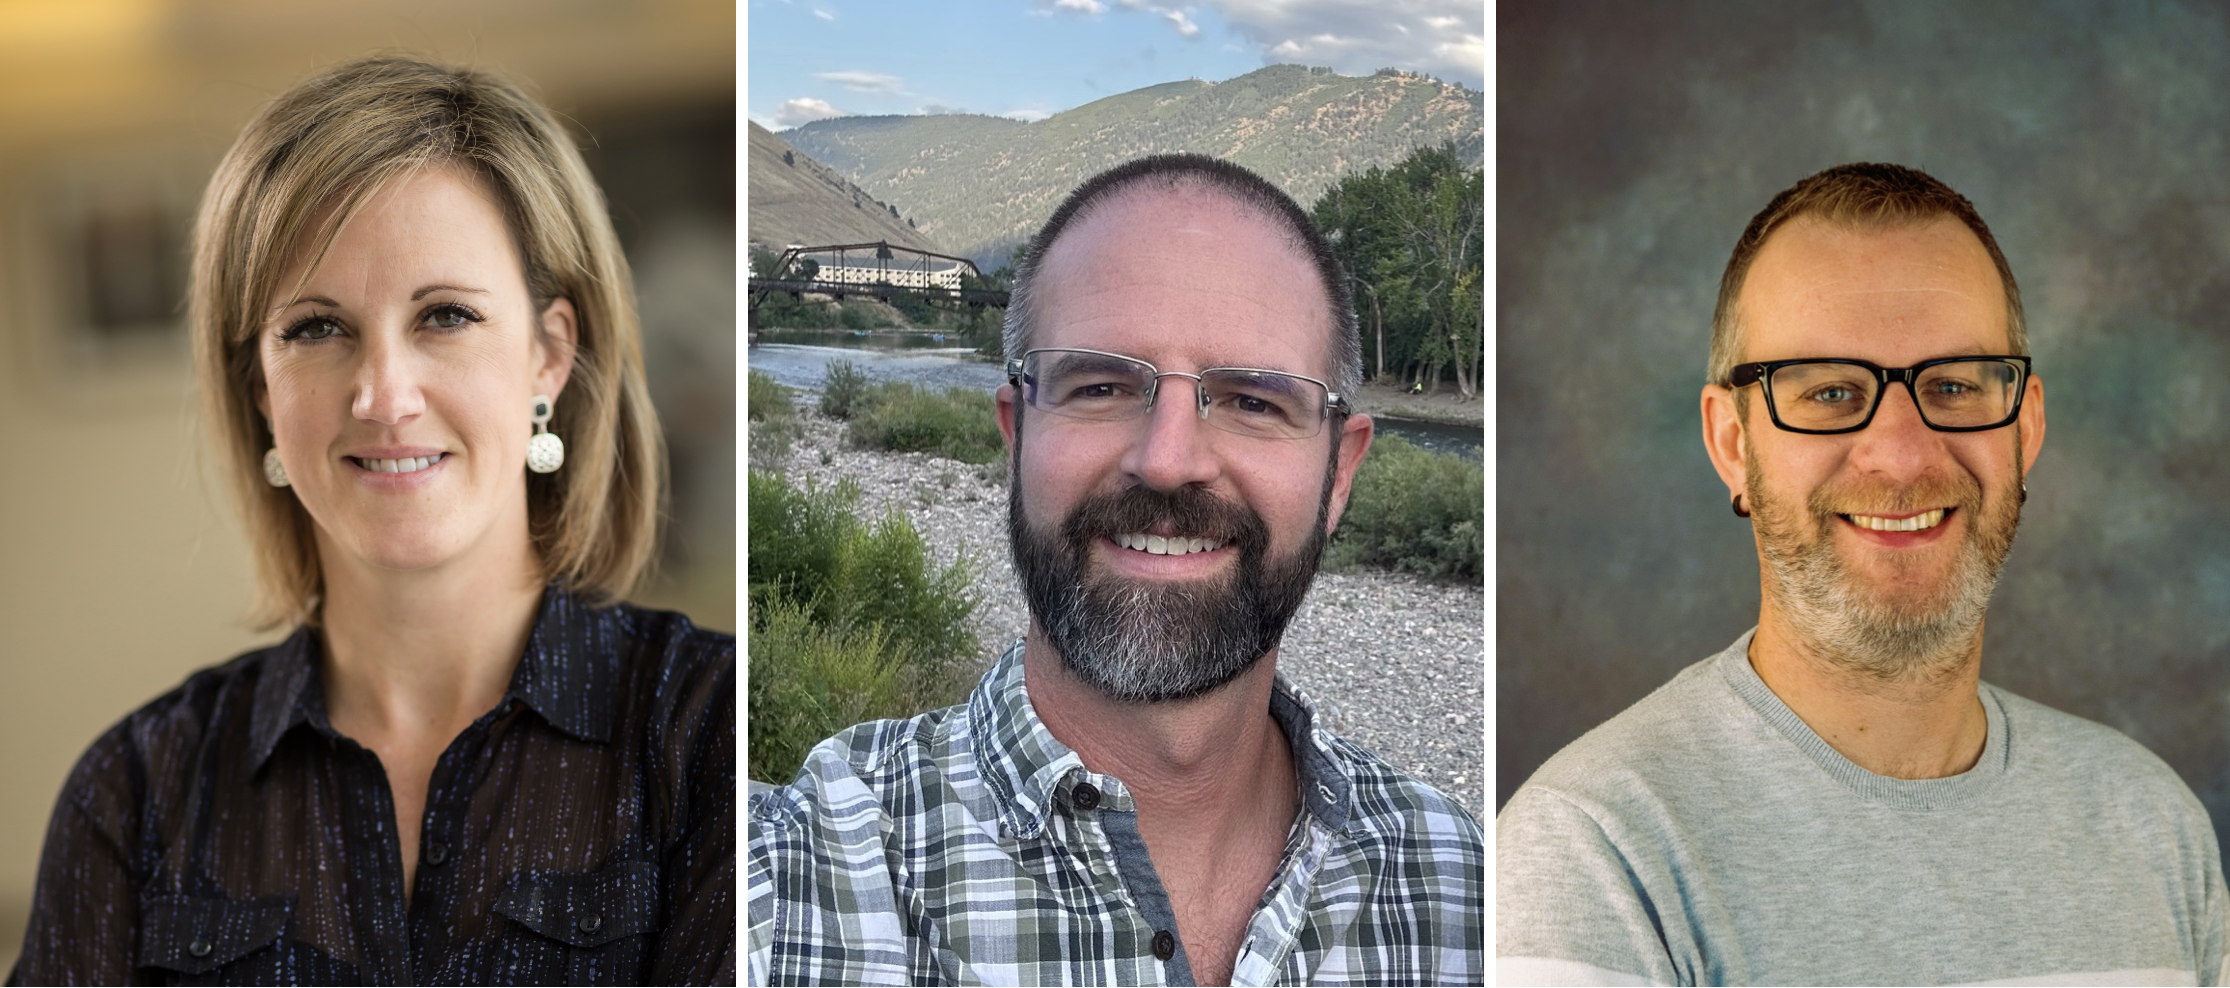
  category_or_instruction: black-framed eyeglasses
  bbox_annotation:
[1728,356,2033,434]
[1006,346,1350,440]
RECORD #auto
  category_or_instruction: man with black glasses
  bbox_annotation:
[748,155,1484,987]
[1498,163,2229,986]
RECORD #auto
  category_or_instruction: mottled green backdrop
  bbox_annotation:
[1498,0,2230,853]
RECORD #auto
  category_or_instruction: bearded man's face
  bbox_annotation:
[1007,448,1335,703]
[990,187,1375,702]
[1710,215,2046,677]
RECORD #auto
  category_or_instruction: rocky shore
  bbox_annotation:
[761,405,1486,818]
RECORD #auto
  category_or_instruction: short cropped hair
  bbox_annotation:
[190,55,664,628]
[1708,162,2028,387]
[1002,153,1362,396]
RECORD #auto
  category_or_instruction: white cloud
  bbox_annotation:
[816,70,905,93]
[812,7,835,20]
[1102,1,1204,41]
[773,97,846,128]
[1000,108,1053,122]
[1049,0,1107,13]
[1198,0,1484,89]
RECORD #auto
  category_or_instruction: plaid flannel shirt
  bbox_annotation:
[746,642,1485,986]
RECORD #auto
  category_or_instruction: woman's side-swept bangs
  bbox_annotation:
[190,54,665,629]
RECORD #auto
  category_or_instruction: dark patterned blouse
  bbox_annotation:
[7,586,734,986]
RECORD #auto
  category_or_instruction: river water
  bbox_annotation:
[748,331,1482,460]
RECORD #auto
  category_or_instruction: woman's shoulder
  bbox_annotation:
[55,633,309,830]
[563,594,733,693]
[549,593,733,741]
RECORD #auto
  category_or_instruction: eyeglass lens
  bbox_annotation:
[1023,351,1328,439]
[1768,359,2024,431]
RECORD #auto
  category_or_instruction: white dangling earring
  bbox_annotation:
[263,448,290,487]
[526,394,565,473]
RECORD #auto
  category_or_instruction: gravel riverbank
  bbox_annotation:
[760,405,1486,818]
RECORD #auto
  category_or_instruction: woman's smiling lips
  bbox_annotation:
[344,446,450,489]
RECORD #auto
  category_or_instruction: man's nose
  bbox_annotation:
[351,334,427,426]
[1847,382,1940,478]
[1119,378,1219,492]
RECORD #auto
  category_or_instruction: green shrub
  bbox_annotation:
[838,301,882,330]
[755,293,839,328]
[1329,435,1483,581]
[819,359,870,420]
[747,600,906,784]
[747,371,799,467]
[746,470,979,781]
[747,370,794,422]
[845,383,1005,465]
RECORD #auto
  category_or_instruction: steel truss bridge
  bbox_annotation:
[747,242,1010,321]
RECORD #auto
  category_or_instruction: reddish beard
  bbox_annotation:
[1745,457,2023,680]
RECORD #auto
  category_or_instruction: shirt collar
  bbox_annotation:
[969,641,1356,840]
[246,584,617,771]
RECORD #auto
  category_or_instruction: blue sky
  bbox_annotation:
[746,0,1484,130]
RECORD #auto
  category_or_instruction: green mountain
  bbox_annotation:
[746,120,943,255]
[779,64,1483,263]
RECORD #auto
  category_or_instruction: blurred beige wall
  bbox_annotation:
[0,0,733,972]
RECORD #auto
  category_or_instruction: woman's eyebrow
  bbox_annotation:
[412,284,490,300]
[271,294,341,314]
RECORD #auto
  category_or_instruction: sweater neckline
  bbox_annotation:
[1716,629,2009,811]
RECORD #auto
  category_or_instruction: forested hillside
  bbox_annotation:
[781,65,1482,262]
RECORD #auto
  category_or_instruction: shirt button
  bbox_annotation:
[578,913,603,934]
[188,938,212,958]
[1072,783,1101,811]
[424,842,449,866]
[1152,930,1175,960]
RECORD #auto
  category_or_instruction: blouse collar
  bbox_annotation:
[246,583,618,771]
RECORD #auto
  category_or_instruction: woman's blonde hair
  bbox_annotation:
[190,55,665,628]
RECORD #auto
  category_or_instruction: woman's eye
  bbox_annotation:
[283,316,343,342]
[427,305,475,330]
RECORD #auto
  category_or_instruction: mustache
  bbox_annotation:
[1809,472,1984,518]
[1058,483,1266,552]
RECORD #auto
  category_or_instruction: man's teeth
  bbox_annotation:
[1115,533,1225,555]
[361,455,441,473]
[1848,508,1947,532]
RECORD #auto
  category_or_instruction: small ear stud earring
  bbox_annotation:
[1731,493,1750,518]
[264,448,290,488]
[526,394,564,473]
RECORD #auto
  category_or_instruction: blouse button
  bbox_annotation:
[1152,930,1175,960]
[188,938,212,958]
[424,842,449,866]
[1072,783,1101,811]
[578,913,604,934]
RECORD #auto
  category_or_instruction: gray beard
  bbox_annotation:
[1006,426,1337,704]
[1747,456,2021,682]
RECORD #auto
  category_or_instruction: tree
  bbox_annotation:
[1311,144,1483,398]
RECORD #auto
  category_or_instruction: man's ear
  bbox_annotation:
[996,382,1020,453]
[1701,384,1750,504]
[535,297,579,400]
[1321,413,1376,535]
[2017,370,2046,478]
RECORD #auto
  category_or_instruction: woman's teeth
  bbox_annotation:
[1115,533,1225,555]
[357,455,442,473]
[1847,508,1947,532]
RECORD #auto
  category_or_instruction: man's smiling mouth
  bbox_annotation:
[1113,533,1226,556]
[1841,508,1949,533]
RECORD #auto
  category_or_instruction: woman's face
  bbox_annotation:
[258,164,574,579]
